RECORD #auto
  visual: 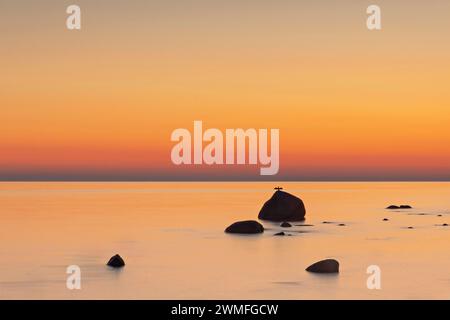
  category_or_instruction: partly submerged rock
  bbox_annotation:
[306,259,339,274]
[280,222,292,228]
[386,205,412,210]
[383,218,389,221]
[274,232,286,236]
[386,205,400,209]
[338,223,346,227]
[258,191,306,222]
[107,254,125,268]
[225,220,264,234]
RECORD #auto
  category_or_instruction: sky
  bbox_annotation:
[1,0,450,180]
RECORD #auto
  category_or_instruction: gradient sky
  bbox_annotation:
[1,0,450,180]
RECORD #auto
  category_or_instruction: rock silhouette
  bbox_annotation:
[274,232,286,236]
[258,190,306,222]
[386,205,399,209]
[306,259,339,273]
[107,254,125,268]
[225,220,264,234]
[280,222,292,228]
[386,205,412,210]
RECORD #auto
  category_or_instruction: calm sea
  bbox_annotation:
[0,182,449,299]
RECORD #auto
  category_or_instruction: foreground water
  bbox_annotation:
[0,182,449,299]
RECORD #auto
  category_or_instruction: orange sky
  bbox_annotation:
[1,0,450,180]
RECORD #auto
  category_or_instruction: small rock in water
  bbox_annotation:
[306,259,339,274]
[274,232,286,236]
[386,205,400,209]
[337,223,346,226]
[225,220,264,234]
[322,221,332,224]
[383,218,389,221]
[443,223,448,227]
[437,214,443,217]
[107,254,125,268]
[280,222,292,228]
[407,226,414,229]
[386,205,412,210]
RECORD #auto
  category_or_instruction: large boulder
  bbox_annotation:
[306,259,339,273]
[225,220,264,234]
[107,254,125,268]
[258,191,306,222]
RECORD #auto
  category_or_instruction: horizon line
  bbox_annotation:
[1,179,450,182]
